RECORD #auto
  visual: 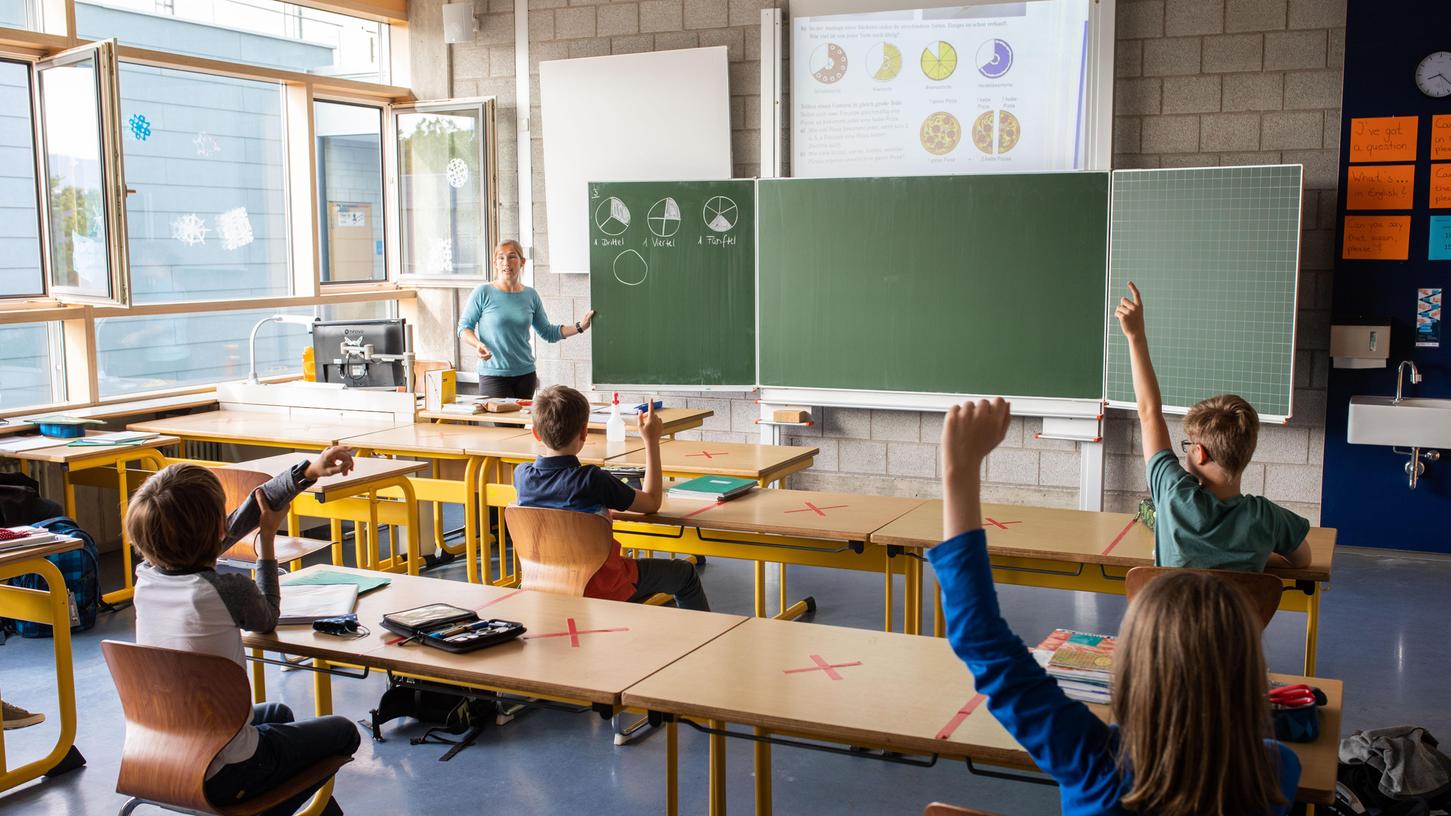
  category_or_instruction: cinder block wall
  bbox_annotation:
[413,0,1345,521]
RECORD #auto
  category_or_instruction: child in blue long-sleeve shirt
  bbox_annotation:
[927,398,1300,816]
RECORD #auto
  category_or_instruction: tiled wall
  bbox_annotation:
[412,0,1346,521]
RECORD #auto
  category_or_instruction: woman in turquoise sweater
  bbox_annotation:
[928,398,1300,816]
[457,240,594,398]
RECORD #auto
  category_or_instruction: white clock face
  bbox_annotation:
[1416,51,1451,97]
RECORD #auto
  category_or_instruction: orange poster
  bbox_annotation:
[1345,165,1416,209]
[1433,114,1451,160]
[1348,116,1418,163]
[1343,215,1411,260]
[1431,164,1451,208]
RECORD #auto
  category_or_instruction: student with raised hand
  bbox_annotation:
[927,397,1300,816]
[1116,281,1312,571]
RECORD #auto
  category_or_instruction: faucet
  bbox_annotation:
[1394,360,1422,404]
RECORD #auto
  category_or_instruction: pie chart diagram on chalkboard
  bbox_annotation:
[647,197,682,238]
[703,196,739,232]
[594,196,631,236]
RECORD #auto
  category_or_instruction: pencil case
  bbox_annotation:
[1269,683,1326,743]
[381,603,526,653]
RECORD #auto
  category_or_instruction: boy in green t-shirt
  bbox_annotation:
[1115,282,1312,571]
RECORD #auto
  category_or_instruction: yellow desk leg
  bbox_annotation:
[666,719,679,816]
[396,477,421,576]
[778,565,788,617]
[934,587,946,639]
[0,558,78,794]
[464,456,482,585]
[753,561,767,618]
[709,720,727,816]
[754,727,771,816]
[366,491,380,570]
[330,519,343,566]
[250,646,267,703]
[294,659,336,816]
[1304,584,1320,676]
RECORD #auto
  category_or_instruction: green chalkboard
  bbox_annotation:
[758,173,1109,399]
[1106,166,1302,418]
[588,180,756,387]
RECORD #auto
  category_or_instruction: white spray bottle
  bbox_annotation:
[606,392,626,442]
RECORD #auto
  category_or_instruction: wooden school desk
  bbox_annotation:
[224,454,429,575]
[339,423,535,580]
[870,501,1337,673]
[128,409,398,454]
[241,564,748,815]
[0,391,221,437]
[621,616,1344,816]
[0,538,84,795]
[0,433,178,604]
[607,440,819,487]
[614,489,924,627]
[419,406,714,438]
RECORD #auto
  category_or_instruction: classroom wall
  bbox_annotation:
[1319,0,1451,553]
[415,0,1345,520]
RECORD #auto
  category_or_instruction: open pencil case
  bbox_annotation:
[381,603,526,654]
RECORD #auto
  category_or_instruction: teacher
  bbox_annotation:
[457,240,594,398]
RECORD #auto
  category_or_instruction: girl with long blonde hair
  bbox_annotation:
[928,398,1299,816]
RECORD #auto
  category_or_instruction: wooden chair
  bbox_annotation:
[101,640,350,816]
[924,804,1001,816]
[1124,566,1284,630]
[208,468,333,568]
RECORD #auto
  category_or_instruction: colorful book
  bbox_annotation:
[282,570,392,596]
[1032,629,1117,703]
[667,475,756,502]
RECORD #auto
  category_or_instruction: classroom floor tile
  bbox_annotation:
[2,538,1446,815]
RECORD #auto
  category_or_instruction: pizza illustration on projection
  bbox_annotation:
[919,111,962,155]
[810,43,848,84]
[868,42,902,81]
[920,40,958,81]
[972,110,1022,155]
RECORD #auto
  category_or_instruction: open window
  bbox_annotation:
[391,98,498,285]
[35,39,131,306]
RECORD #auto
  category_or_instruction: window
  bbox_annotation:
[316,101,384,283]
[95,307,311,396]
[0,322,61,410]
[320,299,394,322]
[118,63,290,304]
[0,0,37,30]
[0,60,43,298]
[396,101,496,282]
[75,0,390,83]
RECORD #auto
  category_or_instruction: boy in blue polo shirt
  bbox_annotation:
[513,385,709,610]
[1116,282,1311,571]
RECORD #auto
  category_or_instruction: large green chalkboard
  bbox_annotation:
[588,180,755,387]
[1106,165,1302,418]
[758,173,1109,399]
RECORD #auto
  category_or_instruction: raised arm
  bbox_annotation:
[628,400,664,514]
[1115,282,1172,461]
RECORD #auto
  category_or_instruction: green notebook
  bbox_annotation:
[282,570,391,596]
[667,475,756,502]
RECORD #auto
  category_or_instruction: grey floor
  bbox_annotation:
[1,527,1448,815]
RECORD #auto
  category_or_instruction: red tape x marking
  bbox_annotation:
[523,617,629,648]
[935,693,987,740]
[782,654,862,680]
[684,450,729,459]
[1101,517,1138,556]
[984,517,1021,530]
[784,501,848,516]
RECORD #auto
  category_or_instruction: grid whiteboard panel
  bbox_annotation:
[1106,165,1302,419]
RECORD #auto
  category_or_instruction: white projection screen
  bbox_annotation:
[790,0,1116,178]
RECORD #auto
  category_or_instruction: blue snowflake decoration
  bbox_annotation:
[128,114,152,142]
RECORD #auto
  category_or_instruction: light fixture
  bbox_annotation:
[248,314,319,385]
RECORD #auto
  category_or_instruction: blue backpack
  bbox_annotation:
[2,516,101,639]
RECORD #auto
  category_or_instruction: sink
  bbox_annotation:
[1348,396,1451,449]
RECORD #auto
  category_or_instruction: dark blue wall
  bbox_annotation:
[1322,0,1451,551]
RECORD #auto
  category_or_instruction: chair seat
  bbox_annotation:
[211,756,351,816]
[220,535,333,565]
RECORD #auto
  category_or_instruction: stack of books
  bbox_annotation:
[666,475,756,502]
[1031,628,1116,704]
[438,400,485,415]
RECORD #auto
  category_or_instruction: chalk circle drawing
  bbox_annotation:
[647,197,682,238]
[446,158,469,189]
[612,249,648,286]
[594,196,631,236]
[193,131,221,157]
[703,196,738,233]
[171,213,209,246]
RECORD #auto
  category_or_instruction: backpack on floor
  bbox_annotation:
[2,516,101,639]
[365,674,497,761]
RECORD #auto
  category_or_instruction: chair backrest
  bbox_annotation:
[503,506,615,596]
[1124,566,1283,630]
[207,467,272,561]
[924,804,1002,816]
[101,640,253,812]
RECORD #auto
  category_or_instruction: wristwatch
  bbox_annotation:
[575,321,585,334]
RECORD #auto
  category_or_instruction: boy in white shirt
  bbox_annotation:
[128,448,360,816]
